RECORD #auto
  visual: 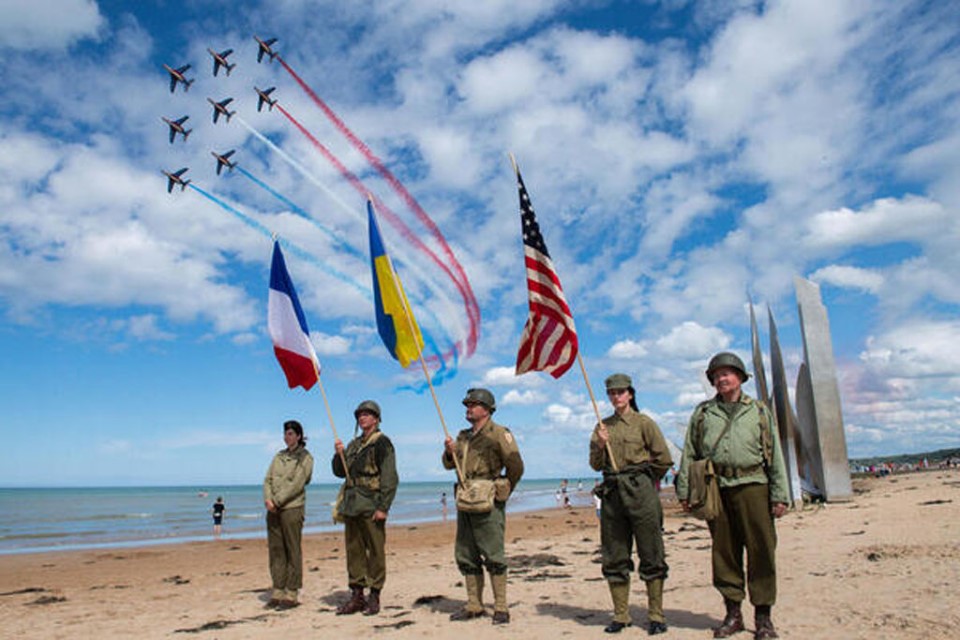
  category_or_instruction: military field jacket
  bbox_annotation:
[332,430,399,514]
[263,445,314,510]
[442,419,524,494]
[590,409,673,478]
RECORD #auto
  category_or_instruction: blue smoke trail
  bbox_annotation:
[236,166,366,262]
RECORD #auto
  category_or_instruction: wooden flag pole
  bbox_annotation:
[576,354,620,473]
[368,197,465,485]
[315,376,351,484]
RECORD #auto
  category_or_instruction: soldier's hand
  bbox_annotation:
[595,422,609,446]
[264,499,277,513]
[372,510,387,522]
[771,502,787,518]
[444,436,456,456]
[334,439,344,455]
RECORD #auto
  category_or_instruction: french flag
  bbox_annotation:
[268,241,320,390]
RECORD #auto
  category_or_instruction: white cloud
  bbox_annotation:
[481,366,544,388]
[809,265,883,294]
[501,389,548,406]
[803,196,949,252]
[860,320,960,379]
[0,0,103,51]
[311,331,351,356]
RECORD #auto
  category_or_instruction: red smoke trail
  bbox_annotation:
[277,56,480,355]
[275,103,476,357]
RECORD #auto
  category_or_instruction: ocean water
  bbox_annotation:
[0,478,598,555]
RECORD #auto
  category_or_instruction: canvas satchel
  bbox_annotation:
[454,440,497,513]
[687,458,721,521]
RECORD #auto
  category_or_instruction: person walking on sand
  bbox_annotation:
[332,400,398,617]
[591,373,673,635]
[442,388,524,625]
[211,496,225,538]
[676,352,789,639]
[263,420,314,609]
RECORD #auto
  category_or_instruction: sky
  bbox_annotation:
[1,0,958,487]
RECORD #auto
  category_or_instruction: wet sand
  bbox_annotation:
[1,470,958,638]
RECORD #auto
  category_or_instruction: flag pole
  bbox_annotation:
[315,375,351,484]
[368,196,465,485]
[508,153,619,472]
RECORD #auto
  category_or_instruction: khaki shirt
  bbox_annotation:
[589,409,673,478]
[263,445,314,510]
[332,429,399,513]
[676,393,789,504]
[442,419,524,493]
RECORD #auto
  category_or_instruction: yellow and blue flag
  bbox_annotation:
[368,199,424,368]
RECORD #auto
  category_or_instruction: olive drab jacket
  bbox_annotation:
[263,445,314,510]
[590,409,673,478]
[332,429,398,517]
[676,393,789,504]
[442,419,524,494]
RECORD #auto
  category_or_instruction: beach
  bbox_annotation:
[1,470,957,639]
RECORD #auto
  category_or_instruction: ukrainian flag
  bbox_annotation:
[368,200,425,368]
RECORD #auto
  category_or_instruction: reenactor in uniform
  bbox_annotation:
[442,388,524,624]
[591,374,673,635]
[676,352,789,640]
[332,400,399,616]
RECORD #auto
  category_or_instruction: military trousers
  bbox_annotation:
[600,472,668,583]
[267,506,305,591]
[455,502,506,575]
[708,482,777,606]
[343,515,387,590]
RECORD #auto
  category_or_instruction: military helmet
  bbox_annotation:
[706,352,751,383]
[354,400,381,419]
[605,373,632,390]
[462,387,496,413]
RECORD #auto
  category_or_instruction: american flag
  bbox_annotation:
[514,167,579,379]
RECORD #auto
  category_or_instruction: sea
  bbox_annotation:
[0,478,597,555]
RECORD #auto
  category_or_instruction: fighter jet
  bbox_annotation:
[162,116,192,143]
[163,63,194,93]
[255,86,277,112]
[162,168,191,193]
[207,97,235,124]
[211,150,237,175]
[254,36,278,63]
[207,48,236,76]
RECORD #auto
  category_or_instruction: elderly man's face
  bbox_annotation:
[712,366,743,397]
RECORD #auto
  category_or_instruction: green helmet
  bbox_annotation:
[354,400,381,419]
[462,387,496,413]
[706,352,750,383]
[605,373,632,390]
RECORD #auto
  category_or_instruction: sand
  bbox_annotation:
[1,470,958,639]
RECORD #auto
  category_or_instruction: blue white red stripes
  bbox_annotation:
[268,241,320,390]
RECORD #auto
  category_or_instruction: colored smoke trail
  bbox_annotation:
[189,184,368,297]
[277,56,480,356]
[275,102,474,359]
[235,116,464,349]
[236,166,365,262]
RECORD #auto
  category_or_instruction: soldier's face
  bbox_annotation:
[357,411,379,434]
[465,402,490,425]
[607,388,631,411]
[712,366,743,396]
[284,428,299,449]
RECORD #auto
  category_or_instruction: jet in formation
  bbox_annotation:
[162,115,192,143]
[162,168,191,193]
[207,48,236,76]
[163,63,194,93]
[255,86,277,112]
[212,150,237,175]
[208,97,235,124]
[254,36,278,63]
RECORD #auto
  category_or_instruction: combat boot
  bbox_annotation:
[364,588,381,616]
[754,605,779,639]
[449,573,485,620]
[277,588,299,609]
[336,586,366,615]
[645,578,667,635]
[490,572,510,624]
[604,580,631,633]
[713,599,745,638]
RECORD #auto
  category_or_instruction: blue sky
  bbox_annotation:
[2,0,958,487]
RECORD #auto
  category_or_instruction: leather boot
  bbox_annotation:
[754,605,779,639]
[645,579,667,635]
[713,599,745,638]
[604,580,631,633]
[364,588,381,616]
[490,573,509,624]
[450,573,485,620]
[336,586,366,615]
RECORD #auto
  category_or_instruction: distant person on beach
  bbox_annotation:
[332,400,398,617]
[443,388,524,624]
[676,352,788,640]
[591,373,673,635]
[263,419,314,610]
[441,492,448,521]
[211,496,225,538]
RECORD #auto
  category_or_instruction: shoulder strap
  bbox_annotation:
[757,402,773,467]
